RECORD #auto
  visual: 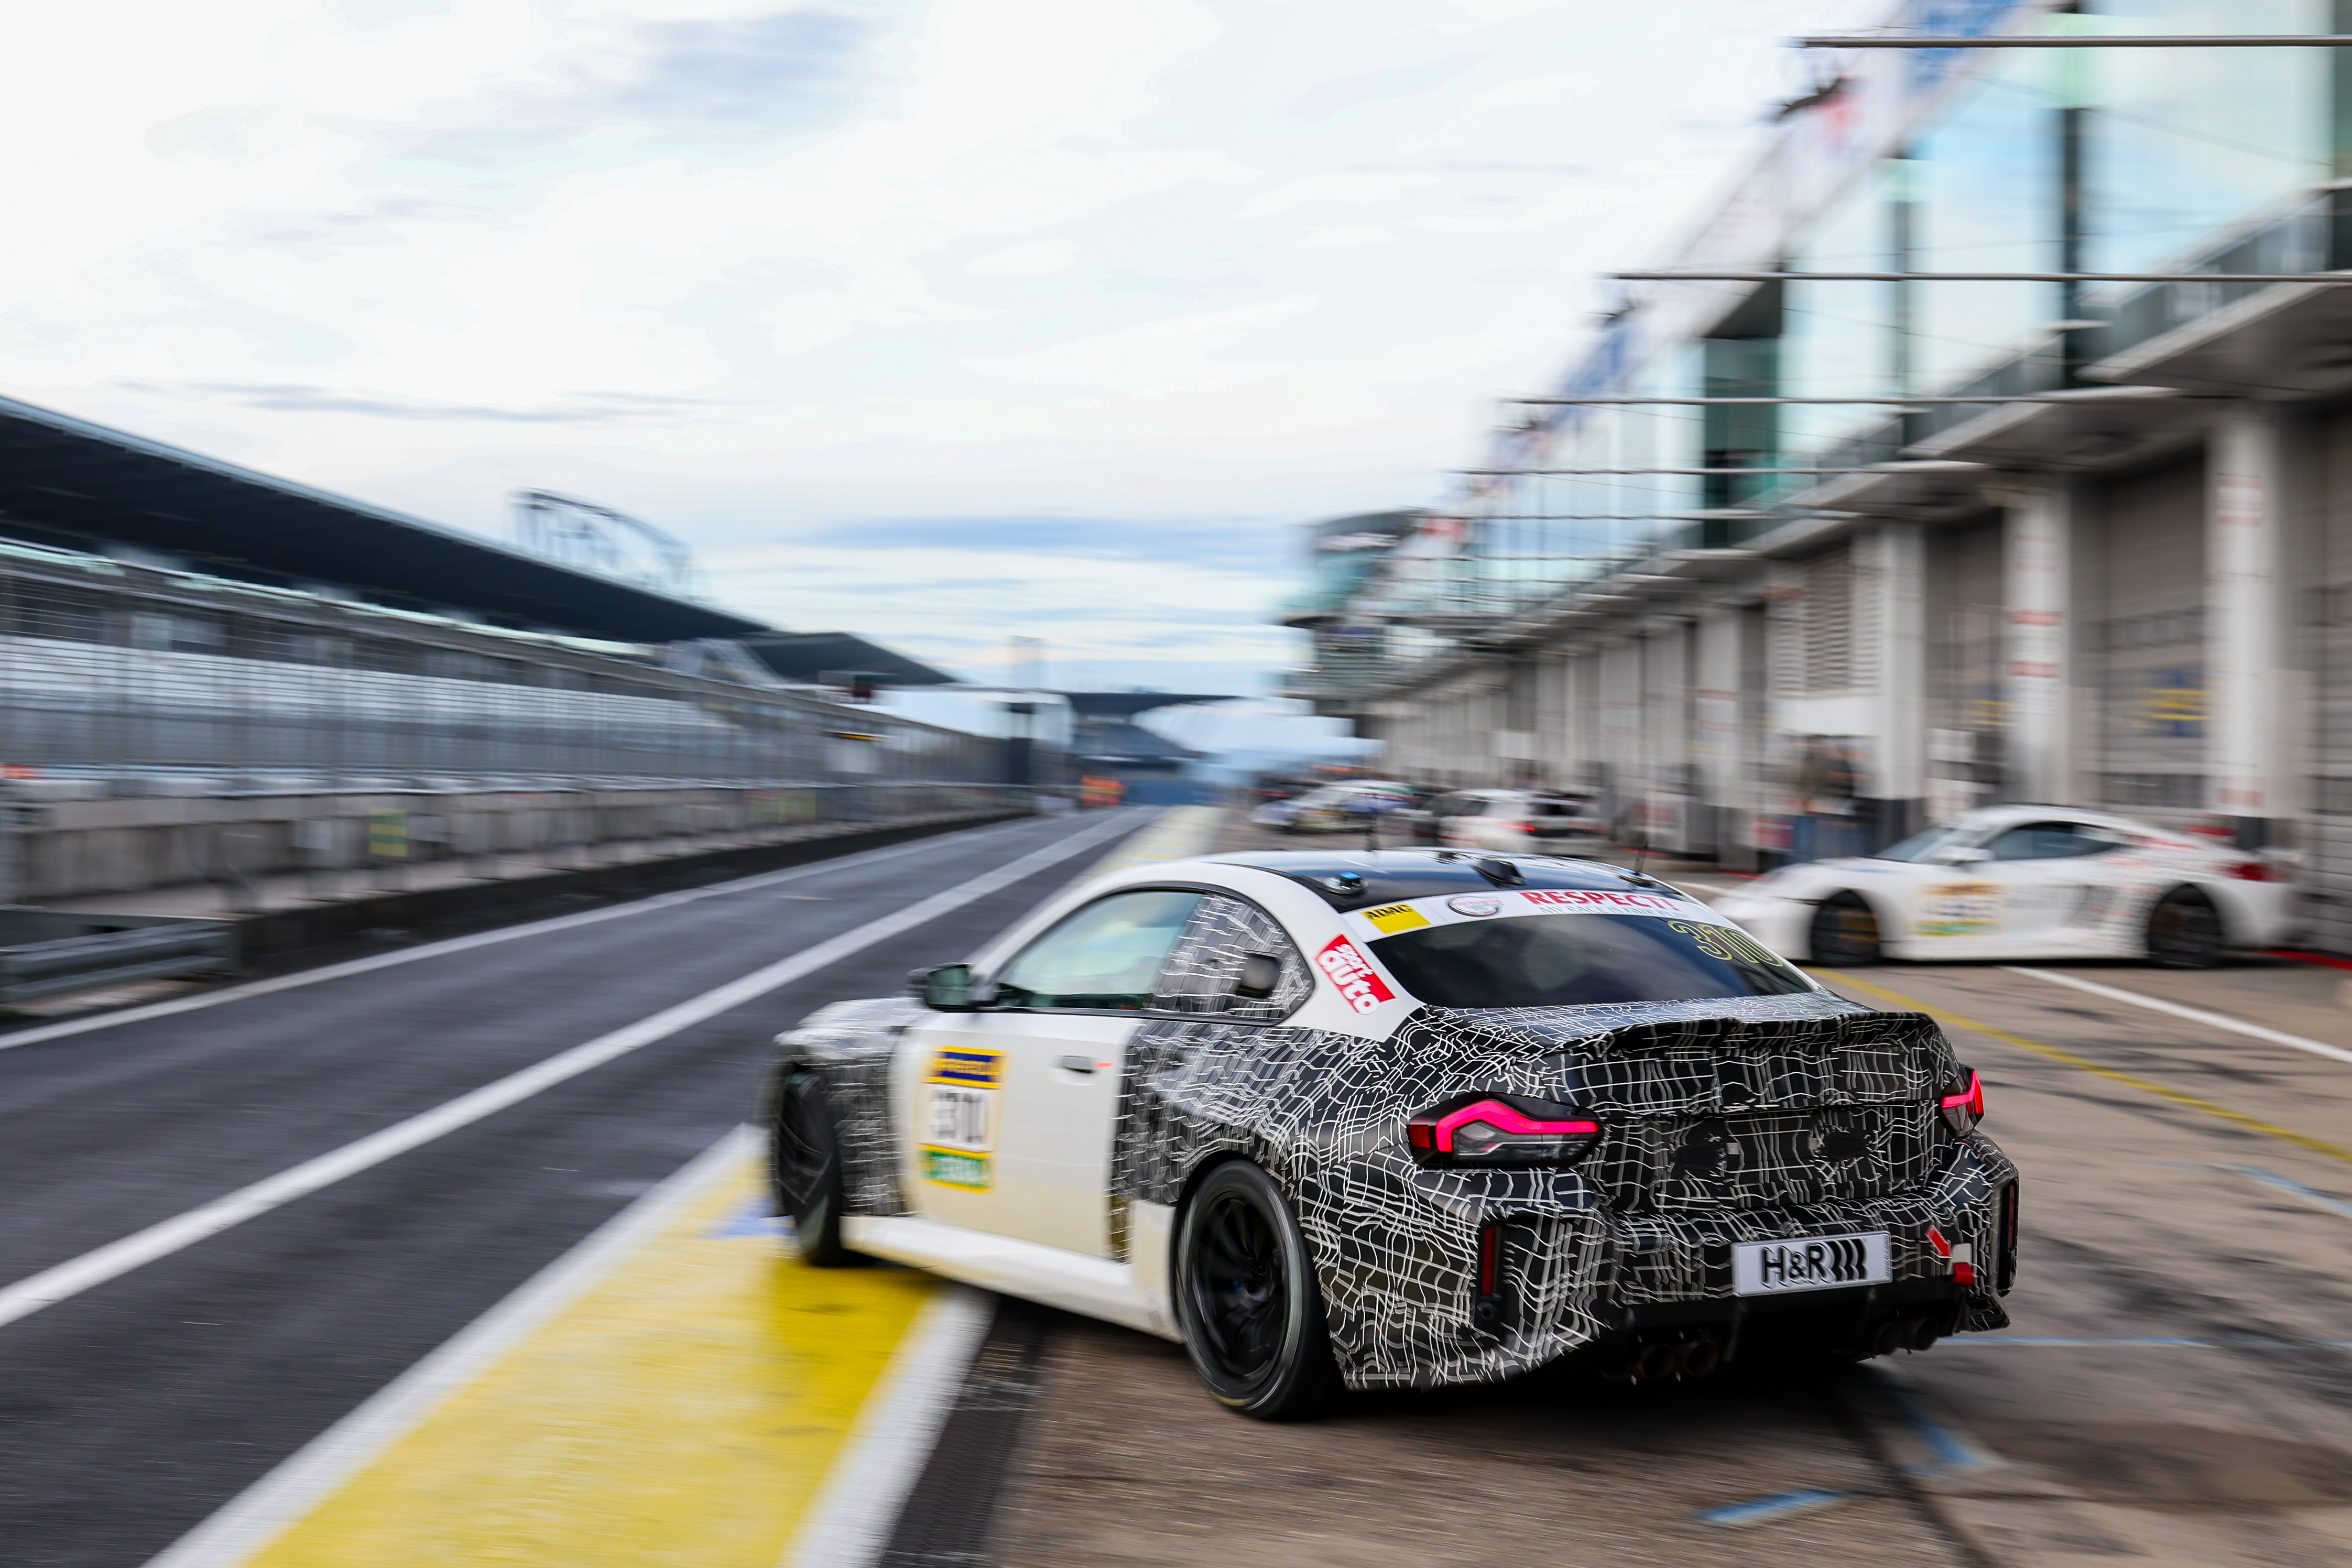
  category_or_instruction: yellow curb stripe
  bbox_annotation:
[243,1159,938,1568]
[1816,967,2352,1168]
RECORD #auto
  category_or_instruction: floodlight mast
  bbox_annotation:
[511,490,698,596]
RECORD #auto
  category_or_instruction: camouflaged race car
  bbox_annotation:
[763,848,2019,1419]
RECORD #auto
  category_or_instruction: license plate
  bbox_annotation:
[1732,1231,1891,1295]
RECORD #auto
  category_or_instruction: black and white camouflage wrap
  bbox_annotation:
[768,895,2016,1392]
[1109,990,2012,1389]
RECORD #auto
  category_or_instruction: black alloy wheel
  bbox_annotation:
[2146,885,2225,968]
[1809,891,1884,966]
[1174,1161,1339,1421]
[772,1070,858,1267]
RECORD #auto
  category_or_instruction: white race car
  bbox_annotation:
[763,848,2017,1418]
[1712,805,2299,967]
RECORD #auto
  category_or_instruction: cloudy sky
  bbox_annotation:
[0,0,1885,699]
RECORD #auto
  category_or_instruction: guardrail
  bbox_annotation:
[0,909,232,1005]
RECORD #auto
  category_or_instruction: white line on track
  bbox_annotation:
[0,810,1140,1331]
[140,1128,755,1568]
[2002,965,2352,1068]
[0,809,1129,1055]
[777,1287,995,1568]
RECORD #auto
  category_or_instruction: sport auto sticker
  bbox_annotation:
[1915,880,2005,938]
[1313,934,1396,1014]
[921,1046,1002,1190]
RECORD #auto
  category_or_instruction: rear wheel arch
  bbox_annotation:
[2145,883,2227,967]
[1170,1154,1338,1421]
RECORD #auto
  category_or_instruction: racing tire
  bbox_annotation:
[2146,885,2225,969]
[1808,892,1883,966]
[1174,1160,1340,1421]
[772,1070,860,1267]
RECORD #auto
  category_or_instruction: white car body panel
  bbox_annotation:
[843,1213,1180,1339]
[898,1010,1134,1256]
[1712,805,2300,962]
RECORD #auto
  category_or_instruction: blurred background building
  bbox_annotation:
[0,391,1054,906]
[1283,0,2352,949]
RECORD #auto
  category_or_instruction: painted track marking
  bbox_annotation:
[144,1131,755,1568]
[148,1132,976,1568]
[2002,964,2352,1068]
[777,1289,996,1568]
[1814,968,2352,1167]
[0,811,1138,1331]
[1693,1487,1851,1527]
[0,809,1112,1055]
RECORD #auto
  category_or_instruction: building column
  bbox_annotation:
[1694,605,1744,862]
[1862,522,1928,844]
[2005,481,2075,804]
[2208,407,2291,845]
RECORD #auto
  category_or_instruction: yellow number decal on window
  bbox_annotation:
[1668,920,1787,967]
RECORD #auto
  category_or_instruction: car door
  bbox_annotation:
[1973,820,2127,946]
[900,888,1203,1256]
[1910,820,2117,952]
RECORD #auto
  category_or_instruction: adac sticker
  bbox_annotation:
[1314,934,1396,1014]
[1358,901,1431,934]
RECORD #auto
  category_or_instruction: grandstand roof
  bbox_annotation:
[0,393,765,642]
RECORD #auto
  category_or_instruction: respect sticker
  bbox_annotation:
[1314,934,1396,1014]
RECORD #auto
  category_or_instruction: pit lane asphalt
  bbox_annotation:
[0,809,1138,1568]
[971,821,2352,1567]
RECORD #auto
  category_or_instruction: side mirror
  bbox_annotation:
[1233,953,1282,1000]
[1932,846,1989,866]
[911,963,979,1011]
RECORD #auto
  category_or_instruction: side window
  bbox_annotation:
[995,890,1204,1010]
[1982,822,2120,861]
[1450,798,1487,819]
[1150,894,1312,1021]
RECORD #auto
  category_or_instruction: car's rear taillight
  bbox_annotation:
[1940,1069,1985,1135]
[1407,1095,1601,1167]
[2230,859,2290,882]
[1519,820,1541,833]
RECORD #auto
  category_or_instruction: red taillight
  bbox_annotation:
[1477,1222,1500,1295]
[1519,821,1541,833]
[1407,1095,1602,1167]
[1940,1070,1985,1135]
[2230,859,2290,883]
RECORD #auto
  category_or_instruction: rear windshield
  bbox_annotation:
[1368,913,1814,1008]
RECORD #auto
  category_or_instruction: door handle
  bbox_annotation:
[1057,1054,1097,1075]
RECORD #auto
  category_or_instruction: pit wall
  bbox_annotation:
[0,781,1030,903]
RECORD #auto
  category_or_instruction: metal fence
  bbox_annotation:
[0,541,1016,787]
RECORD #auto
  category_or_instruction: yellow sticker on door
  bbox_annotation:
[923,1048,1001,1190]
[1917,881,2005,938]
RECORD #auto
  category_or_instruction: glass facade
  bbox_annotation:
[1319,2,2352,695]
[2079,1,2331,276]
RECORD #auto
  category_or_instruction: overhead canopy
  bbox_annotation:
[0,393,765,642]
[737,631,954,686]
[1057,692,1238,718]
